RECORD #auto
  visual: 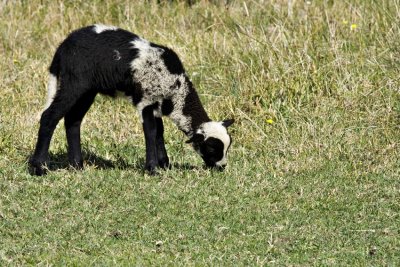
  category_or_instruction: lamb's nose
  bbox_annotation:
[215,164,226,171]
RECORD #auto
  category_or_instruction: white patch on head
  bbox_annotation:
[93,24,118,34]
[44,73,58,110]
[197,121,231,166]
[130,38,191,132]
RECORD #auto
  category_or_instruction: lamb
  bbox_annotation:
[29,24,234,176]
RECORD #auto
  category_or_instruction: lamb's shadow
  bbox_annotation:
[44,151,119,171]
[170,162,198,171]
[33,151,198,172]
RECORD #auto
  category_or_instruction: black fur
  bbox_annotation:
[222,119,235,128]
[188,135,224,168]
[142,104,159,173]
[200,137,224,167]
[182,77,210,131]
[151,43,185,74]
[161,98,174,116]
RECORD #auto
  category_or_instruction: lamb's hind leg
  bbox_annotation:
[64,91,97,170]
[30,83,89,176]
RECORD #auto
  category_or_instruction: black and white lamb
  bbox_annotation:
[29,24,234,175]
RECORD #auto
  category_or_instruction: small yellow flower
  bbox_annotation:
[351,24,357,30]
[266,119,274,124]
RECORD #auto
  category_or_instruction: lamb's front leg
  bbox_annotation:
[142,105,158,174]
[155,117,169,169]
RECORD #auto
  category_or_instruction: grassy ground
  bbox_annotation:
[1,0,399,265]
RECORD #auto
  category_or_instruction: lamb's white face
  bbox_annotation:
[187,119,234,169]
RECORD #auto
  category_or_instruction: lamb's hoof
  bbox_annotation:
[69,160,84,170]
[145,168,158,176]
[145,164,158,176]
[158,158,170,170]
[204,164,225,172]
[29,160,47,176]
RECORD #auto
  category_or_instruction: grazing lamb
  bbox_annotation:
[29,24,234,176]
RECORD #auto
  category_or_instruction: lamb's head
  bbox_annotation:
[186,119,234,169]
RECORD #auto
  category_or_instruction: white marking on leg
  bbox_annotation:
[44,73,58,110]
[93,24,118,34]
[153,108,162,118]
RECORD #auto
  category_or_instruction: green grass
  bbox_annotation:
[1,0,399,265]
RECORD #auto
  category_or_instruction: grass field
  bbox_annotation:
[1,0,399,265]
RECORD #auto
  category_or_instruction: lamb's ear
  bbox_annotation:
[186,133,205,144]
[222,119,235,128]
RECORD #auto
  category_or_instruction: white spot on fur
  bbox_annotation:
[198,121,231,166]
[113,50,121,60]
[132,38,151,51]
[44,73,58,110]
[93,24,118,34]
[153,109,162,118]
[130,38,191,132]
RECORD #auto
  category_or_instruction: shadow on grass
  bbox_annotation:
[46,151,118,171]
[170,162,198,171]
[28,150,199,173]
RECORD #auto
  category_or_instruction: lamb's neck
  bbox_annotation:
[182,108,210,138]
[171,78,210,137]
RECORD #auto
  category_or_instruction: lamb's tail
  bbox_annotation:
[44,50,61,110]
